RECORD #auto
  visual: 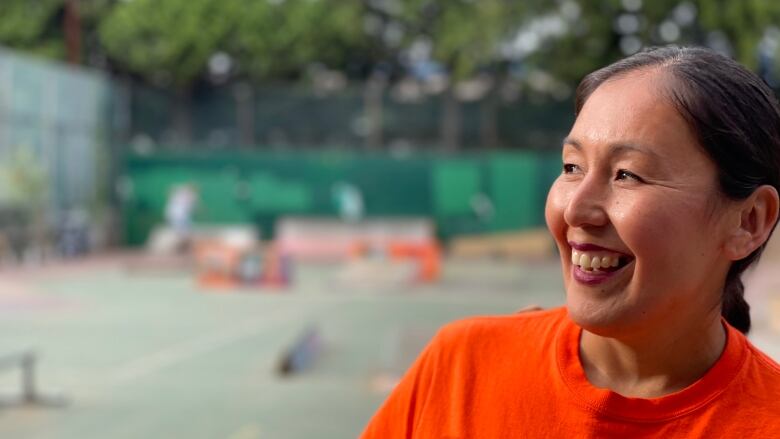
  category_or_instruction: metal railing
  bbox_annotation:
[0,350,67,407]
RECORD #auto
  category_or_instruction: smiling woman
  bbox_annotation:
[361,47,780,438]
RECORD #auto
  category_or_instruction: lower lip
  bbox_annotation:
[571,264,623,285]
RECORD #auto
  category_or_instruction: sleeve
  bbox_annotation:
[359,330,446,439]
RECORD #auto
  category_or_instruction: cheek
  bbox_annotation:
[545,179,568,242]
[614,196,709,262]
[612,193,664,235]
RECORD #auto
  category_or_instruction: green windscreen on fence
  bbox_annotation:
[122,150,560,245]
[489,153,543,231]
[432,160,482,216]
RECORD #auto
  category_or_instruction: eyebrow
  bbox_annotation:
[562,136,661,160]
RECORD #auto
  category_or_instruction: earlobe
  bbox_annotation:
[726,185,780,260]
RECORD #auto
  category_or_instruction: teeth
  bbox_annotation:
[578,253,591,269]
[571,250,624,270]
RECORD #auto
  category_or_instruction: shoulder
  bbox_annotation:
[750,346,780,372]
[722,345,780,433]
[729,338,780,415]
[438,306,567,336]
[745,341,780,384]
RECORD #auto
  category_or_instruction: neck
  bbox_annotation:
[579,311,726,398]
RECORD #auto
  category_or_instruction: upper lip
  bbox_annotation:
[568,241,630,256]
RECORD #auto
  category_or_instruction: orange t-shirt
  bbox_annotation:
[361,307,780,438]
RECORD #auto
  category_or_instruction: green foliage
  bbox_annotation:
[431,1,520,80]
[99,0,236,88]
[531,0,780,84]
[0,148,50,210]
[696,0,780,69]
[3,0,780,91]
[228,0,365,80]
[392,0,542,81]
[99,0,365,86]
[0,0,122,63]
[0,0,66,59]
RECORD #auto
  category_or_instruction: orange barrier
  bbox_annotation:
[261,246,290,288]
[195,240,291,290]
[386,241,441,282]
[194,240,241,289]
[276,218,436,262]
[348,239,441,283]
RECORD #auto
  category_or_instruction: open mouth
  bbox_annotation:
[570,250,632,273]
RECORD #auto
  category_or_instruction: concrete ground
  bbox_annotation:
[0,255,564,439]
[0,248,777,439]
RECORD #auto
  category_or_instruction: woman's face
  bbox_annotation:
[545,70,736,336]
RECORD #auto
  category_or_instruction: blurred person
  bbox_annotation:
[58,207,90,258]
[165,184,197,231]
[361,46,780,437]
[164,183,198,251]
[332,181,364,223]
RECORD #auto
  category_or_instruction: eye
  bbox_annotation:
[563,163,580,174]
[615,169,643,182]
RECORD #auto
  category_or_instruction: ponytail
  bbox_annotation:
[721,251,764,334]
[721,274,750,334]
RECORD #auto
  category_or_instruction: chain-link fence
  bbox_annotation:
[0,46,578,254]
[123,80,574,152]
[0,48,115,261]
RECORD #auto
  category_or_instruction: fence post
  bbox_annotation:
[364,72,387,149]
[21,352,37,404]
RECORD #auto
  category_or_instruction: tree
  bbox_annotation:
[0,0,117,65]
[227,0,365,81]
[98,0,367,143]
[695,0,780,70]
[99,0,239,142]
[0,0,69,59]
[529,0,780,87]
[419,0,524,150]
[365,0,552,149]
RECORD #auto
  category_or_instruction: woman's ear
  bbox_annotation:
[725,185,780,260]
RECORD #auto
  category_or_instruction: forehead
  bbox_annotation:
[569,69,700,162]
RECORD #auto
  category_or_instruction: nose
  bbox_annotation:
[563,174,609,228]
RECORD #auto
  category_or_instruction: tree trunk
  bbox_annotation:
[173,88,193,145]
[107,80,132,246]
[64,0,81,65]
[234,82,255,148]
[480,79,500,149]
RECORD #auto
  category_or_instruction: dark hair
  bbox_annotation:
[574,46,780,334]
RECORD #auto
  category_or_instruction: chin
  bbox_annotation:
[565,294,634,337]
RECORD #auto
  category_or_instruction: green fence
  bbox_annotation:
[126,82,574,151]
[0,47,113,212]
[123,150,561,245]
